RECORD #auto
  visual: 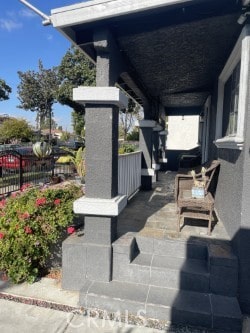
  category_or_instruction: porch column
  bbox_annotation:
[62,29,129,289]
[159,130,168,170]
[158,104,168,170]
[72,88,128,284]
[152,124,162,182]
[139,120,156,190]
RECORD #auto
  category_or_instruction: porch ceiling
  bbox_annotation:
[51,0,242,111]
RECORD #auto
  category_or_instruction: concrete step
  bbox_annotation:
[113,252,209,293]
[136,234,208,260]
[79,280,242,331]
[112,233,238,297]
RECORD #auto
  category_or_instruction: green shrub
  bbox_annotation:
[118,144,136,154]
[0,184,82,283]
[127,129,139,141]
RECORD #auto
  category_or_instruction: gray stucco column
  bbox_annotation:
[61,29,130,289]
[159,129,168,170]
[139,120,156,190]
[152,124,162,182]
[62,86,128,290]
[74,87,127,281]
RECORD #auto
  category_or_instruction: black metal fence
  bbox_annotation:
[0,149,76,196]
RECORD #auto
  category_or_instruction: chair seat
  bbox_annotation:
[178,190,214,211]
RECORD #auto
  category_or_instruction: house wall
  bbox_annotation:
[237,73,250,313]
[167,115,199,150]
[166,115,200,170]
[209,81,243,240]
[215,149,243,238]
[209,37,250,313]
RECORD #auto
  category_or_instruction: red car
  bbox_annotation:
[0,148,52,172]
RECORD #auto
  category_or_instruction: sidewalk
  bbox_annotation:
[0,277,166,333]
[0,277,249,332]
[0,298,166,333]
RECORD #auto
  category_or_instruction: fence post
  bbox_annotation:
[19,154,24,189]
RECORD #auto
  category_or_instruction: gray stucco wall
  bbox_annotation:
[207,83,243,240]
[215,149,243,239]
[238,73,250,313]
[209,41,250,312]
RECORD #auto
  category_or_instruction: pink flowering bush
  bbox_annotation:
[0,184,82,283]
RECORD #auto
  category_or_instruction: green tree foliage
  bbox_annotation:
[0,78,11,101]
[0,118,33,143]
[60,131,71,141]
[127,128,139,141]
[40,116,57,130]
[57,46,96,116]
[119,99,141,141]
[17,60,59,131]
[71,111,85,137]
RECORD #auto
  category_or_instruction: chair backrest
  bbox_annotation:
[204,160,220,196]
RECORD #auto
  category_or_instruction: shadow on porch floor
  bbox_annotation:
[118,171,230,243]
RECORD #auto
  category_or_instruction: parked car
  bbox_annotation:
[0,144,21,152]
[58,139,85,150]
[0,147,52,172]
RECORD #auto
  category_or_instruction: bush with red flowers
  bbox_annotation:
[0,184,82,283]
[67,226,76,234]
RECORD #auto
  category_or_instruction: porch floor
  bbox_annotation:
[118,171,230,243]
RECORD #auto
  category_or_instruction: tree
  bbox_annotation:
[40,116,57,130]
[71,111,85,137]
[60,131,71,141]
[57,46,96,135]
[119,99,141,141]
[17,60,59,137]
[0,78,11,101]
[0,118,33,143]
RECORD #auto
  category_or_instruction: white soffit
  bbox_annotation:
[51,0,193,28]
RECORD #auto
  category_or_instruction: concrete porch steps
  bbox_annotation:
[79,280,242,332]
[113,232,239,296]
[136,233,208,260]
[108,232,242,330]
[129,253,210,293]
[113,251,210,293]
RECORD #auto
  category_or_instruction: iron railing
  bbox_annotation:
[0,149,75,196]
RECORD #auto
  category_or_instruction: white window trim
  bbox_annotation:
[215,25,250,150]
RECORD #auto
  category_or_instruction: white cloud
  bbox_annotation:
[46,34,53,41]
[19,9,37,18]
[0,8,37,33]
[0,19,22,32]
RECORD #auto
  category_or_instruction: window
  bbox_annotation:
[222,61,240,137]
[215,26,250,150]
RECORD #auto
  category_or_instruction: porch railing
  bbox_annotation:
[118,151,142,199]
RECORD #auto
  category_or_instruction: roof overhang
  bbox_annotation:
[51,0,195,28]
[50,0,243,114]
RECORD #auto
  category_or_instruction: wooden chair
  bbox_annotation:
[175,160,220,235]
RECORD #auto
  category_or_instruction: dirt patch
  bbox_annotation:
[44,268,62,281]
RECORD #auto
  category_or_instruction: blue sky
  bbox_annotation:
[0,0,85,131]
